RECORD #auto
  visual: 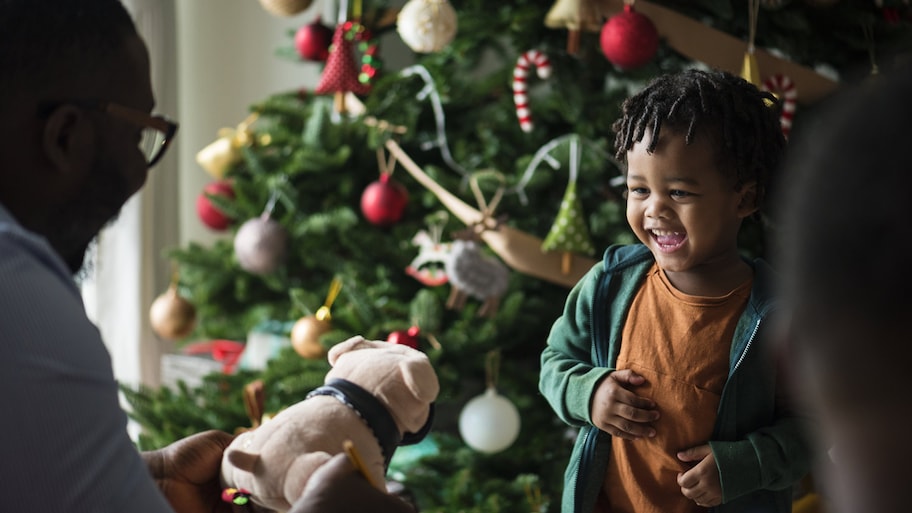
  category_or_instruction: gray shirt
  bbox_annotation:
[0,203,174,512]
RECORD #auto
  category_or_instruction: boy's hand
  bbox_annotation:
[677,444,722,508]
[590,369,659,440]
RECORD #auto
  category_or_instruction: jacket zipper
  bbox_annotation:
[708,318,762,513]
[732,319,762,374]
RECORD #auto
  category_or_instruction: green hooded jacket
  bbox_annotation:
[539,244,812,513]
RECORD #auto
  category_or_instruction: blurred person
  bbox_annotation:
[778,65,912,513]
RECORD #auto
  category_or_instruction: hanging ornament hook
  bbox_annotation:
[740,0,762,86]
[376,146,399,177]
[485,350,501,390]
[315,277,344,322]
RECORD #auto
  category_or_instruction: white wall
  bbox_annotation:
[175,0,332,247]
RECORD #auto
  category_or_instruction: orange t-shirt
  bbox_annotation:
[596,264,752,513]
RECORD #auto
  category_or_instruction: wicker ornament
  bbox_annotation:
[396,0,458,53]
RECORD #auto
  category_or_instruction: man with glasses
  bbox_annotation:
[0,1,412,512]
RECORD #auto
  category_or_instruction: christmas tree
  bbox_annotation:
[128,1,911,511]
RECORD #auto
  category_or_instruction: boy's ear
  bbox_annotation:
[736,181,759,218]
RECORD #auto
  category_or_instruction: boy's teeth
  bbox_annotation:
[651,230,681,236]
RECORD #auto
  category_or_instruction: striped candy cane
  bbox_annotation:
[513,50,552,133]
[762,74,798,139]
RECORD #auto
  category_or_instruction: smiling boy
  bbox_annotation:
[539,69,811,513]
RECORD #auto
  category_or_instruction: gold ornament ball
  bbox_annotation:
[291,315,331,359]
[149,286,197,340]
[258,0,313,17]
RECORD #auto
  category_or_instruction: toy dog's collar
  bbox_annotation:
[306,378,434,468]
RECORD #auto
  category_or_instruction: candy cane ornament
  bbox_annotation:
[513,50,552,133]
[762,74,797,139]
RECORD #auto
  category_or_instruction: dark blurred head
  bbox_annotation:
[778,67,912,513]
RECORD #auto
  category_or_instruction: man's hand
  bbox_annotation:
[677,444,723,508]
[590,369,660,439]
[290,453,416,513]
[144,430,237,513]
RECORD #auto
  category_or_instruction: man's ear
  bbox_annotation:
[41,105,92,174]
[736,181,759,218]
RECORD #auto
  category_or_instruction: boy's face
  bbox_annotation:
[625,130,756,277]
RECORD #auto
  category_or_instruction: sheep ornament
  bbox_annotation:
[445,237,510,318]
[220,336,439,512]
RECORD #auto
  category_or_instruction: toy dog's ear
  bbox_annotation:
[400,353,440,403]
[327,335,396,365]
[227,449,260,473]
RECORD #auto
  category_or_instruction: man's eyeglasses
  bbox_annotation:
[39,100,179,167]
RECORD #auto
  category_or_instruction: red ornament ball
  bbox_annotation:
[600,4,659,70]
[294,17,333,61]
[361,173,409,226]
[197,180,235,231]
[387,326,421,350]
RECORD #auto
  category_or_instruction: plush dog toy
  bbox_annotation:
[220,336,440,512]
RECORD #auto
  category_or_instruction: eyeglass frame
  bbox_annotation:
[37,99,179,167]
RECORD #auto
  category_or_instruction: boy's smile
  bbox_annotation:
[625,130,757,295]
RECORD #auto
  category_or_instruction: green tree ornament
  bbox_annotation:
[541,137,596,275]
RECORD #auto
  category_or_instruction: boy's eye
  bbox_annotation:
[670,189,691,198]
[627,186,648,196]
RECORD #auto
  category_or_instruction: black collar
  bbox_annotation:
[306,378,433,468]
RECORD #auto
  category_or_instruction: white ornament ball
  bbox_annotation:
[397,0,458,54]
[234,216,288,275]
[458,387,521,454]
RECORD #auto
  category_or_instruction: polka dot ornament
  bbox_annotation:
[541,180,595,256]
[315,21,378,96]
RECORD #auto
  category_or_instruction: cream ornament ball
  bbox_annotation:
[234,215,288,275]
[397,0,458,54]
[458,387,521,454]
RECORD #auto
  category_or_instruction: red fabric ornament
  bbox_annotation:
[196,180,235,231]
[387,326,421,350]
[295,17,333,61]
[599,4,659,70]
[315,22,372,98]
[361,173,409,226]
[183,340,246,374]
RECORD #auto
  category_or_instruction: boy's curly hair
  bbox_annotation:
[612,69,785,208]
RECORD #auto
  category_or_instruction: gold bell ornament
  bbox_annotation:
[544,0,603,55]
[291,278,343,359]
[195,113,261,180]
